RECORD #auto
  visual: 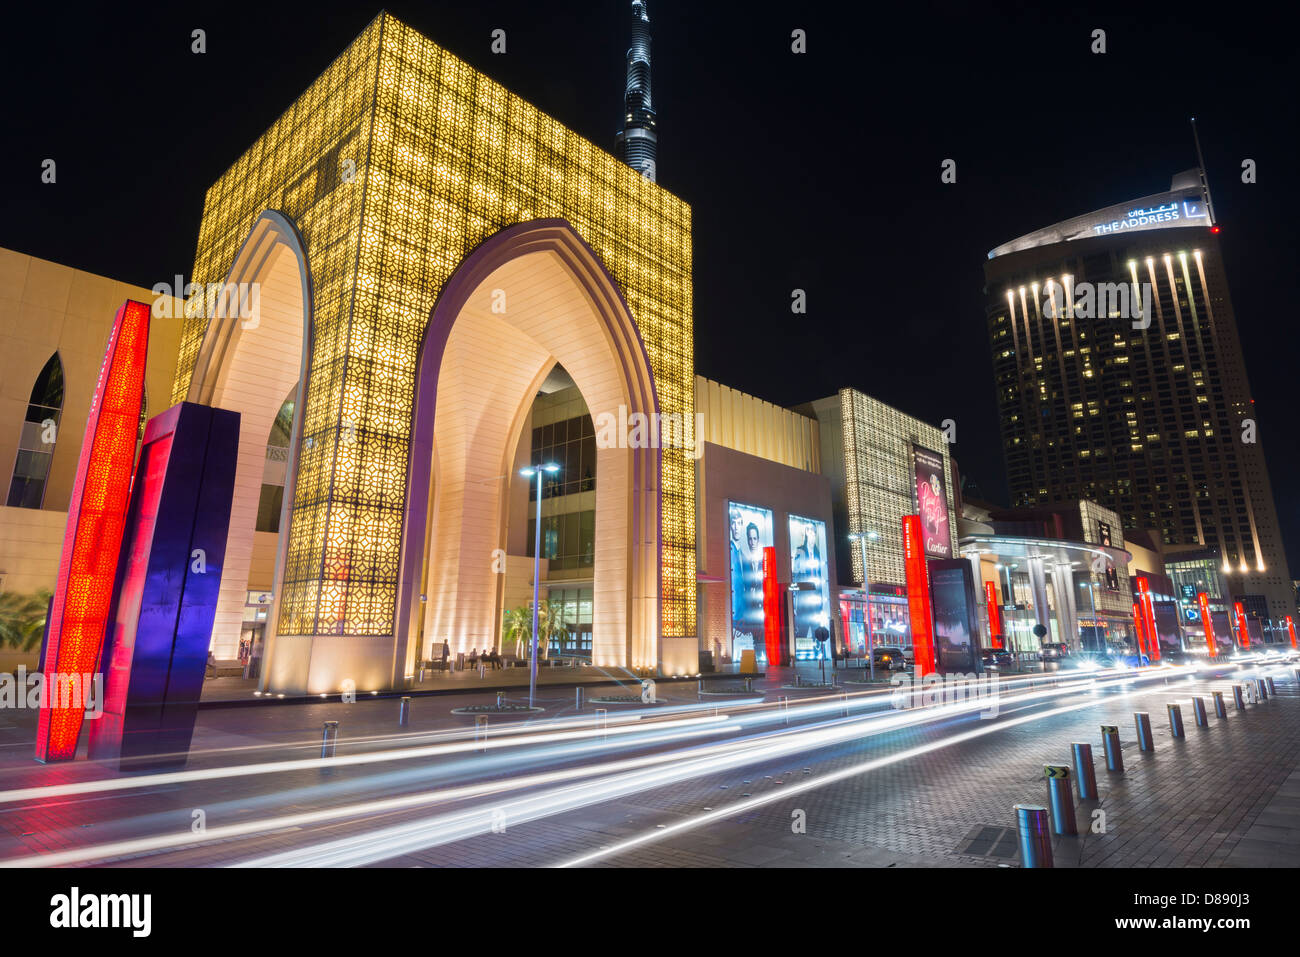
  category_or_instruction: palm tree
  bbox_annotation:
[537,599,569,660]
[502,606,532,658]
[0,590,52,653]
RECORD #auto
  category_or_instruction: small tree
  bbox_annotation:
[537,599,568,660]
[0,590,52,653]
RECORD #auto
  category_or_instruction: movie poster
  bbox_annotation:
[912,445,952,559]
[788,514,831,660]
[727,502,774,659]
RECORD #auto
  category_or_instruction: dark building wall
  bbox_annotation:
[696,441,839,662]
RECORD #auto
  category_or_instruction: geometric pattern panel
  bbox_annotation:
[171,12,694,644]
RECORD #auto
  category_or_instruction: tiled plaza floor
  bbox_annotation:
[0,662,1296,867]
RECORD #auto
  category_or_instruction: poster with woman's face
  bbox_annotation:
[788,515,830,658]
[912,444,952,559]
[728,502,773,657]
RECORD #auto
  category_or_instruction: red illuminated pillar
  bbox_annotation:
[35,300,150,762]
[984,579,1003,650]
[1132,602,1147,658]
[762,546,781,665]
[1234,601,1250,650]
[1136,577,1160,661]
[903,515,935,676]
[1198,592,1218,658]
[1286,616,1297,649]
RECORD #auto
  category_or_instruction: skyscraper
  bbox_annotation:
[984,171,1293,619]
[615,1,657,181]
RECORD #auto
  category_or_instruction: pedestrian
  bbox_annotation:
[440,639,450,671]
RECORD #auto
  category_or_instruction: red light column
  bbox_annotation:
[1198,592,1218,658]
[1136,577,1160,661]
[1287,616,1297,650]
[1131,603,1147,659]
[1234,601,1250,650]
[35,300,150,762]
[903,515,935,676]
[761,546,780,666]
[984,579,1002,650]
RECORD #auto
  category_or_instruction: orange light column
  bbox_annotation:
[903,515,935,676]
[35,300,150,763]
[1286,616,1297,650]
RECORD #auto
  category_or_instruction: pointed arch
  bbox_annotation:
[7,352,66,508]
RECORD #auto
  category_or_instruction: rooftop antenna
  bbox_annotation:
[1190,117,1217,226]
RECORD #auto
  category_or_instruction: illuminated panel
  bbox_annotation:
[902,515,934,677]
[1135,577,1160,661]
[984,579,1002,649]
[35,300,149,762]
[1287,616,1297,650]
[1234,601,1250,650]
[761,546,780,666]
[169,13,694,648]
[87,403,240,769]
[1198,592,1217,658]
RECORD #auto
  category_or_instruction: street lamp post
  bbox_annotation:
[519,462,560,709]
[849,531,879,681]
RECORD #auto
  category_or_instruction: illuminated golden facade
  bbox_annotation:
[171,14,694,681]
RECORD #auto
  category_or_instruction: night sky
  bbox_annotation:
[4,2,1297,568]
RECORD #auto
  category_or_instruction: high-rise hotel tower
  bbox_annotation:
[984,171,1292,619]
[615,1,657,181]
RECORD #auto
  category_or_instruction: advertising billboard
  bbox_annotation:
[911,445,952,559]
[727,502,774,661]
[1152,600,1183,656]
[788,514,831,660]
[928,560,983,675]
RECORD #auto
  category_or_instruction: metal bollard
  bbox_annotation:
[1233,685,1246,711]
[1044,765,1077,835]
[1294,668,1300,684]
[744,676,753,692]
[1167,703,1185,739]
[779,695,789,725]
[496,691,505,709]
[475,714,489,751]
[1101,725,1124,773]
[1213,690,1227,719]
[1256,678,1268,701]
[1192,696,1208,727]
[1134,711,1155,752]
[1014,804,1054,868]
[597,707,608,742]
[399,696,411,727]
[1266,676,1276,696]
[1072,742,1098,801]
[575,686,585,711]
[841,692,849,717]
[321,720,339,758]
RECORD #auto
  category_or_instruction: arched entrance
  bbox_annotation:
[393,220,662,681]
[185,210,312,666]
